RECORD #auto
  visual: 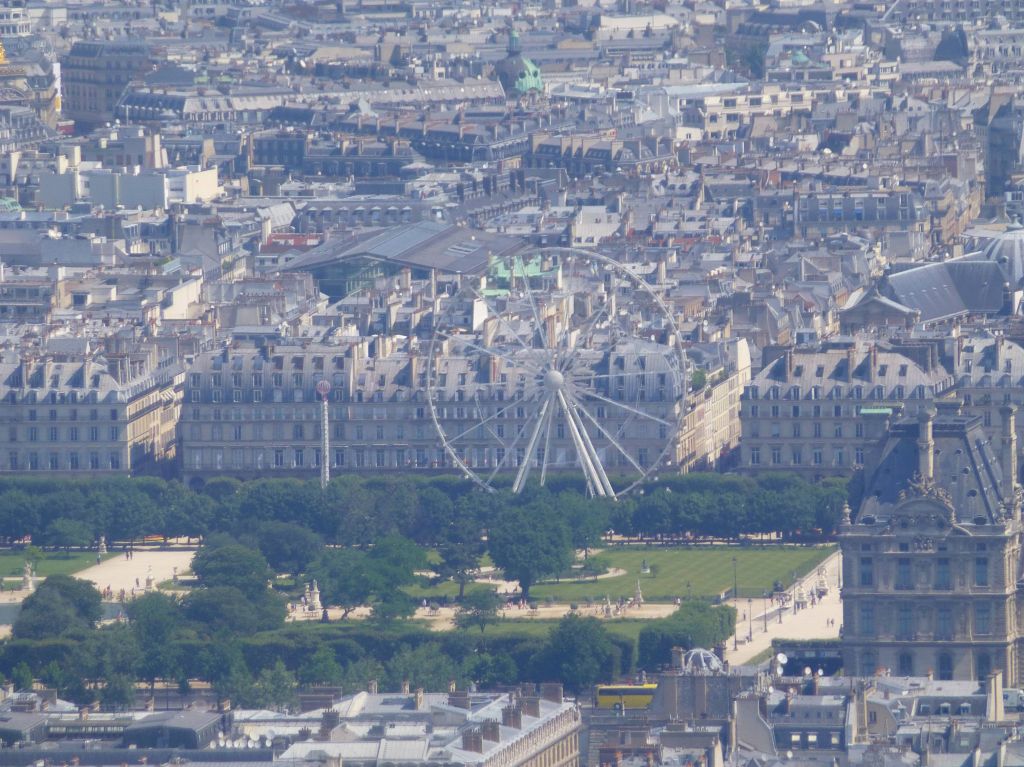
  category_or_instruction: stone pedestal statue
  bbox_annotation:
[21,561,33,592]
[310,579,322,612]
[144,565,154,592]
[634,579,644,605]
[97,536,107,555]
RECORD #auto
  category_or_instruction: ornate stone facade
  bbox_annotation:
[839,408,1023,683]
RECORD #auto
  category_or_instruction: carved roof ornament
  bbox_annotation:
[905,471,952,506]
[907,471,932,497]
[841,501,852,526]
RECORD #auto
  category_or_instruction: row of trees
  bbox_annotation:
[0,473,847,551]
[4,571,733,706]
[6,517,737,707]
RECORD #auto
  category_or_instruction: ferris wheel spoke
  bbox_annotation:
[571,395,645,474]
[578,390,674,427]
[539,395,556,486]
[436,330,543,374]
[559,299,613,373]
[464,282,536,356]
[556,390,609,497]
[484,397,539,484]
[512,255,551,363]
[570,371,629,382]
[511,395,553,493]
[445,396,525,445]
[563,394,616,496]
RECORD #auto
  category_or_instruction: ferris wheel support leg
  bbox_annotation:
[512,396,551,494]
[566,395,616,498]
[558,390,607,497]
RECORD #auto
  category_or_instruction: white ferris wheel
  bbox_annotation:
[426,248,687,498]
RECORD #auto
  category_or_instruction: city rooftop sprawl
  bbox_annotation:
[12,0,1024,765]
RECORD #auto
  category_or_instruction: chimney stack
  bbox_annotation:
[461,729,483,753]
[917,408,935,483]
[368,679,378,695]
[540,683,564,704]
[401,680,410,694]
[502,705,522,729]
[320,709,340,738]
[672,647,685,669]
[481,720,501,742]
[523,697,541,717]
[1001,405,1017,503]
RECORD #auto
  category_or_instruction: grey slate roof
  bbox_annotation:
[882,259,1007,322]
[858,415,1008,525]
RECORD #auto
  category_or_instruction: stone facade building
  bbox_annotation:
[739,340,953,477]
[839,407,1022,683]
[178,337,686,481]
[0,339,183,474]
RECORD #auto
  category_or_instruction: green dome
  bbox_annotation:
[494,31,543,96]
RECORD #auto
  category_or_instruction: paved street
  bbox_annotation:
[724,550,843,665]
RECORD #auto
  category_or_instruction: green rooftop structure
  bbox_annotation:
[494,31,543,97]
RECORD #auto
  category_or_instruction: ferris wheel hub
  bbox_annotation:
[543,368,566,390]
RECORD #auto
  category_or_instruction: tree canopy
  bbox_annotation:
[13,575,103,640]
[488,503,573,598]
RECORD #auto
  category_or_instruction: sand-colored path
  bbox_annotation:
[76,549,196,598]
[287,599,679,630]
[724,550,843,665]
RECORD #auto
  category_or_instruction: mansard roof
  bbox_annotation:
[857,414,1010,526]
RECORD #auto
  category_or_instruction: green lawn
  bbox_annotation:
[404,544,834,605]
[0,550,115,583]
[529,545,834,603]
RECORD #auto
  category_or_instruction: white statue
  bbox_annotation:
[21,560,33,592]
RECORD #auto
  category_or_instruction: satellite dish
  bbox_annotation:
[818,669,825,677]
[804,667,813,677]
[777,653,788,666]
